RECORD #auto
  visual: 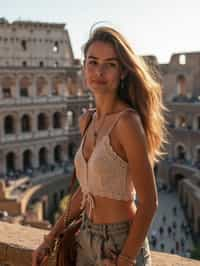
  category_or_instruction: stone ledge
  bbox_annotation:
[0,221,199,266]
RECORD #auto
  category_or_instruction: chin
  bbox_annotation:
[89,85,107,92]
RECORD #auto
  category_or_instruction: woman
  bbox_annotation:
[32,26,167,266]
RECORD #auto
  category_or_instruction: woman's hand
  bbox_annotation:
[32,241,50,266]
[103,252,136,266]
[102,252,135,266]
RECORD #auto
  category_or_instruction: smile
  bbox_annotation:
[92,80,107,85]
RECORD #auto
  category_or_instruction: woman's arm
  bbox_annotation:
[116,111,158,262]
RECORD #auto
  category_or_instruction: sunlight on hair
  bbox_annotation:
[89,21,122,36]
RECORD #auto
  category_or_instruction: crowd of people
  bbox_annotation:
[148,182,194,258]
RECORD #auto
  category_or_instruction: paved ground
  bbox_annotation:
[148,181,194,258]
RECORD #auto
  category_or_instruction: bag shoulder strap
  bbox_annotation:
[80,108,95,137]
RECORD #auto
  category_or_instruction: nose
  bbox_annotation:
[96,64,105,76]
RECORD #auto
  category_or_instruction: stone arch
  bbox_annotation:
[1,76,15,98]
[178,54,186,65]
[21,114,31,132]
[52,76,64,96]
[19,76,32,97]
[39,61,44,67]
[22,149,33,171]
[176,114,187,128]
[66,110,75,127]
[54,145,63,163]
[68,142,76,160]
[53,192,59,208]
[192,114,200,130]
[36,76,48,96]
[53,112,62,129]
[176,74,187,96]
[173,173,185,191]
[39,147,48,167]
[60,189,65,199]
[37,113,49,130]
[66,75,78,95]
[194,146,200,168]
[4,115,15,134]
[6,151,16,173]
[175,143,186,161]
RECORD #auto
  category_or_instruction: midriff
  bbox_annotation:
[85,195,137,224]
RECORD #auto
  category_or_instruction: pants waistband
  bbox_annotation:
[80,211,132,235]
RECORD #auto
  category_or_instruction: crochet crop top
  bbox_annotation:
[74,108,136,218]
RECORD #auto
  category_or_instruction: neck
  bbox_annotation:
[94,93,120,120]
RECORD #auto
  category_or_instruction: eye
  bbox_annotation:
[88,59,97,65]
[108,62,117,67]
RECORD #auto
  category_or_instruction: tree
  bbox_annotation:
[191,245,200,260]
[53,194,71,223]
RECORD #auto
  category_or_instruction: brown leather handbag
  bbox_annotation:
[52,170,82,266]
[41,110,94,266]
[41,174,81,266]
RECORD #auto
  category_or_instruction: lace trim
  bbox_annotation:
[104,135,128,167]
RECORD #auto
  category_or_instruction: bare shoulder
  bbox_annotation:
[120,109,144,134]
[115,109,151,170]
[116,109,146,145]
[78,108,95,136]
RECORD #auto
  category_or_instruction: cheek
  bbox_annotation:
[83,68,91,84]
[110,73,121,86]
[85,73,92,86]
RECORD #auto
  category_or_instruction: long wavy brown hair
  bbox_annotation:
[83,26,168,165]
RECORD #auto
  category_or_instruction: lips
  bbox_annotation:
[92,80,107,85]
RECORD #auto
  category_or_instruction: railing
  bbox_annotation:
[0,128,77,143]
[0,221,199,266]
[0,161,73,186]
[169,126,200,132]
[182,179,200,199]
[171,96,200,103]
[167,158,200,170]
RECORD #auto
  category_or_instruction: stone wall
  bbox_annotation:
[0,221,199,266]
[0,20,74,67]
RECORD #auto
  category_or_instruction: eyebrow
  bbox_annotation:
[87,55,119,62]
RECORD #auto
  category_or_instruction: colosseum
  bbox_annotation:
[157,52,200,242]
[0,18,93,227]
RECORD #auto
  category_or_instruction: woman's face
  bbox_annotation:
[84,41,125,96]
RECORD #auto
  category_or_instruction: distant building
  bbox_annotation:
[0,19,93,227]
[158,52,200,240]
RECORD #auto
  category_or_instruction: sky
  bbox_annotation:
[1,0,200,63]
